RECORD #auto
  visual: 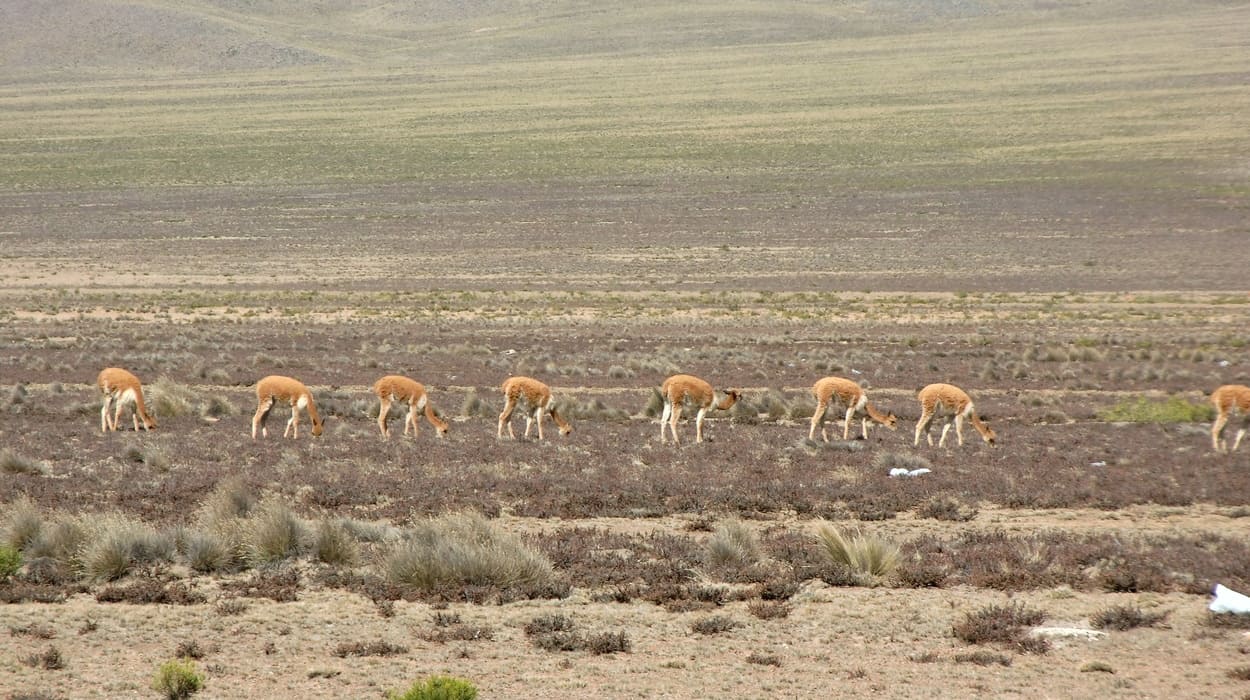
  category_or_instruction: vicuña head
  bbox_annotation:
[252,375,323,440]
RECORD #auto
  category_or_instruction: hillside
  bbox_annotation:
[2,0,1241,77]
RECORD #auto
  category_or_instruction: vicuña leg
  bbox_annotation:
[914,409,935,446]
[843,406,857,441]
[809,402,829,442]
[252,398,275,439]
[695,407,708,443]
[284,405,300,439]
[660,401,673,442]
[498,398,517,439]
[377,397,392,437]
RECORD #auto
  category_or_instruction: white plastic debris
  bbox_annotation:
[889,468,909,477]
[1089,461,1107,468]
[1210,584,1250,614]
[888,468,931,478]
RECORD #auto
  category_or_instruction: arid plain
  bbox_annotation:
[3,1,1250,698]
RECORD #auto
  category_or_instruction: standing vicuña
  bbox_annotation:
[498,376,572,440]
[97,367,156,432]
[252,375,323,439]
[659,374,741,444]
[373,375,448,439]
[1211,384,1250,453]
[809,376,897,442]
[914,383,995,447]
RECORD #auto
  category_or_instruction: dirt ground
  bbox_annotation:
[2,176,1250,699]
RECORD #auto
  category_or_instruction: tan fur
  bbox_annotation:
[914,383,995,448]
[252,375,323,440]
[498,376,571,440]
[1211,384,1250,453]
[372,375,448,439]
[809,376,897,442]
[659,374,741,444]
[97,367,156,432]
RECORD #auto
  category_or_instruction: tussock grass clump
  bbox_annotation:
[1097,396,1215,423]
[152,658,205,699]
[1090,604,1168,631]
[1,448,49,476]
[313,520,359,567]
[388,676,478,700]
[184,532,233,574]
[383,512,554,594]
[148,377,198,419]
[815,522,900,583]
[524,613,583,652]
[242,498,307,566]
[2,496,44,550]
[704,519,761,569]
[78,514,175,582]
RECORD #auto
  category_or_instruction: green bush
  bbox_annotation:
[152,658,205,700]
[0,545,21,580]
[388,675,478,700]
[1097,396,1215,423]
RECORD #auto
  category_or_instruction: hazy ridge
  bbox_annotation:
[3,0,1240,77]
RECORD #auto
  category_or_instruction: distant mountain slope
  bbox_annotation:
[0,0,1241,77]
[0,0,337,75]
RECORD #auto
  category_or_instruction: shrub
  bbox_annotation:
[815,523,900,582]
[745,651,782,667]
[152,658,205,699]
[870,451,932,473]
[383,512,554,594]
[1227,666,1250,681]
[96,578,205,605]
[690,615,739,635]
[1090,604,1168,631]
[953,602,1047,651]
[388,676,478,700]
[334,640,408,657]
[174,640,207,660]
[1097,396,1215,423]
[705,519,761,569]
[0,544,21,580]
[587,631,631,655]
[1,449,48,476]
[953,651,1012,666]
[748,600,792,620]
[915,496,978,523]
[22,645,65,670]
[221,567,300,602]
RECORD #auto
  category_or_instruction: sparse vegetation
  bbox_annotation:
[1097,397,1215,424]
[1090,605,1169,631]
